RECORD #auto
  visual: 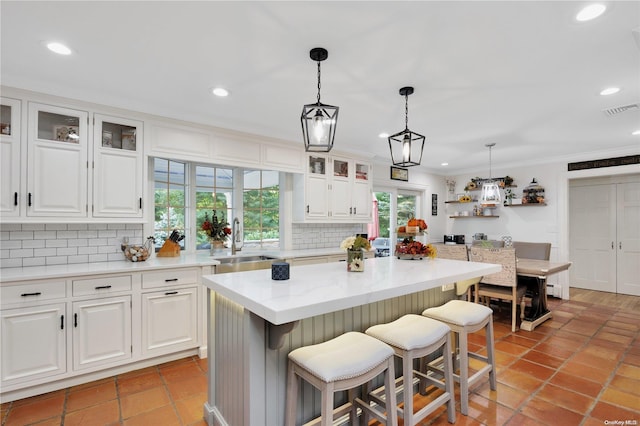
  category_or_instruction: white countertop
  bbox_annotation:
[202,256,501,325]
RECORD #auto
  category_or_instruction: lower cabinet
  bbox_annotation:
[0,303,67,384]
[72,296,132,371]
[142,287,198,357]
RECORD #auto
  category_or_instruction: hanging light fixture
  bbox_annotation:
[480,143,502,206]
[388,86,425,167]
[301,47,338,152]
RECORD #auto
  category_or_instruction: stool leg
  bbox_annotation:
[321,382,334,426]
[402,352,413,425]
[486,318,497,390]
[384,358,398,426]
[442,334,456,423]
[458,331,470,415]
[285,363,298,426]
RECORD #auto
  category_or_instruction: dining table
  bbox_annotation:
[517,258,572,331]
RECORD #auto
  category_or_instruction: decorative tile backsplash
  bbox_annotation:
[0,223,143,268]
[291,223,366,250]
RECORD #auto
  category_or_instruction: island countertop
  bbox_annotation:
[202,256,501,325]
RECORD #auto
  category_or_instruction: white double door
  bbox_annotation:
[569,176,640,295]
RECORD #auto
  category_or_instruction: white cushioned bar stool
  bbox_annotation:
[365,314,456,425]
[421,300,496,415]
[285,331,398,426]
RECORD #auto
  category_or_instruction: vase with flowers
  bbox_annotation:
[202,210,231,254]
[340,235,371,272]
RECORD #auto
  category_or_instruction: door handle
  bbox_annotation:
[619,242,622,249]
[94,285,112,290]
[139,198,142,209]
[612,241,614,249]
[164,291,178,295]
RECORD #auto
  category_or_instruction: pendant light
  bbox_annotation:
[388,86,425,167]
[301,47,338,152]
[480,143,501,206]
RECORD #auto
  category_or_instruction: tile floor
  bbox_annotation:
[1,289,639,426]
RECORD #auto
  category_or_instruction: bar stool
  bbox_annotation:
[365,314,456,425]
[422,300,496,415]
[285,331,398,426]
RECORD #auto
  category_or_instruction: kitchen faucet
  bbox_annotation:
[232,217,240,254]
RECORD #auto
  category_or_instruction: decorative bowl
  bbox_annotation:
[396,253,424,260]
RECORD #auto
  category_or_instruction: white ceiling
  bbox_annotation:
[2,1,639,174]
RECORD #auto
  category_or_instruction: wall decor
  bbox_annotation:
[432,193,437,216]
[390,166,408,181]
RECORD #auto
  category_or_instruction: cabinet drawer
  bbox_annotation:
[72,275,132,297]
[142,268,199,289]
[1,280,66,305]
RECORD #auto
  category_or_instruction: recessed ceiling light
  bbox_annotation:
[211,87,229,97]
[600,87,620,96]
[632,130,640,136]
[378,132,389,138]
[441,162,449,166]
[46,42,72,55]
[576,4,606,21]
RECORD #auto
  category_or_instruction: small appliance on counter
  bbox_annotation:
[444,235,465,245]
[473,233,487,241]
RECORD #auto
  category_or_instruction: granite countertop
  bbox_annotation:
[202,256,501,325]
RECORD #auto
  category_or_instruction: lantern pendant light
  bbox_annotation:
[301,47,339,152]
[388,86,425,167]
[480,143,502,206]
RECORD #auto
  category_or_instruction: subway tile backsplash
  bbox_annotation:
[0,223,143,268]
[291,223,366,250]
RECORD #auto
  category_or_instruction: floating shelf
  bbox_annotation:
[504,203,547,207]
[449,216,499,219]
[444,201,475,204]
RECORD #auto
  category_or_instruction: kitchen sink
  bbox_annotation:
[215,255,282,274]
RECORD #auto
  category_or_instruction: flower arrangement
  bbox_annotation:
[340,235,372,251]
[201,210,231,242]
[396,239,437,259]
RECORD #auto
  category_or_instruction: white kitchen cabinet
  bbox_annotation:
[294,154,372,223]
[0,97,21,217]
[27,102,89,218]
[0,303,67,384]
[141,286,198,357]
[72,295,132,370]
[92,114,144,218]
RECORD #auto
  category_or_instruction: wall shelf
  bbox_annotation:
[449,216,499,219]
[504,203,547,207]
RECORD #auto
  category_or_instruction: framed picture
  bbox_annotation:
[102,130,113,147]
[390,166,408,182]
[432,193,438,215]
[121,129,136,151]
[53,125,80,143]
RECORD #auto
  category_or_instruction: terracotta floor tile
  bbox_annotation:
[536,383,594,414]
[123,404,181,426]
[522,349,565,369]
[599,387,640,412]
[494,340,529,356]
[120,386,171,419]
[68,376,114,393]
[623,353,640,367]
[499,334,538,348]
[466,393,515,425]
[196,357,208,373]
[3,393,64,425]
[166,374,208,401]
[589,400,640,422]
[542,335,585,352]
[66,381,118,412]
[510,358,555,381]
[617,363,640,380]
[571,350,620,371]
[160,362,204,383]
[549,371,603,398]
[497,369,544,394]
[520,396,584,425]
[11,389,65,407]
[30,416,63,425]
[63,399,120,426]
[174,391,207,424]
[607,320,640,332]
[595,330,634,346]
[560,359,613,384]
[117,365,159,380]
[505,412,547,426]
[531,341,576,359]
[609,374,640,396]
[474,381,529,410]
[118,370,164,396]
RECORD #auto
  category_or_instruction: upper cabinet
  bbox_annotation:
[0,97,21,218]
[27,102,89,218]
[293,154,372,223]
[93,114,143,218]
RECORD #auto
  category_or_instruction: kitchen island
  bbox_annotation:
[201,256,500,426]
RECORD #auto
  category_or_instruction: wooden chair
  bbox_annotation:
[433,243,479,301]
[469,247,526,332]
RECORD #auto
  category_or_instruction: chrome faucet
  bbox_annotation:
[232,217,240,255]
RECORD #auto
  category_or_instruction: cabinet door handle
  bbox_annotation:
[164,278,179,282]
[139,198,142,209]
[21,292,42,297]
[349,207,352,214]
[306,205,309,213]
[619,242,622,249]
[94,285,112,290]
[14,192,18,206]
[612,241,614,249]
[353,207,356,214]
[164,291,178,295]
[74,313,78,328]
[28,193,32,207]
[61,315,64,330]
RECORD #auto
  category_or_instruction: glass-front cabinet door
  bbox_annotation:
[92,114,143,218]
[0,97,21,217]
[27,102,88,217]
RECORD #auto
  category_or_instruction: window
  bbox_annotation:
[153,158,186,250]
[397,193,418,230]
[243,170,279,249]
[195,165,233,249]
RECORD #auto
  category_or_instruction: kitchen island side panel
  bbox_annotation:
[208,286,454,426]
